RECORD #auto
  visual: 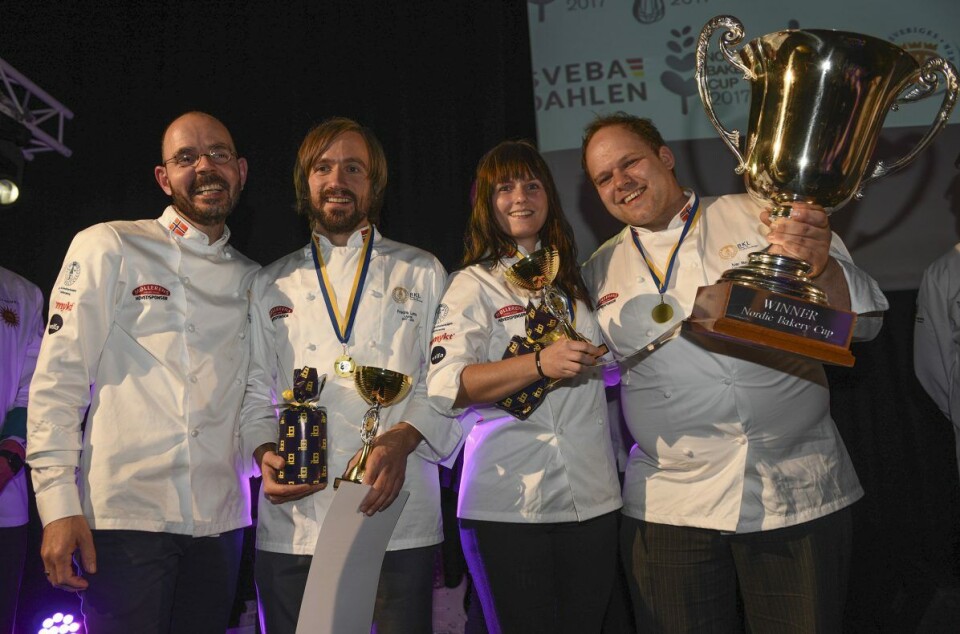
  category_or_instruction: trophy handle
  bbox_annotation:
[696,15,753,174]
[859,57,960,194]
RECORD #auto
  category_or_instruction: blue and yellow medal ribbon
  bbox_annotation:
[630,193,700,323]
[310,229,374,346]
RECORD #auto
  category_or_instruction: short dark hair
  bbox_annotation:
[581,112,668,173]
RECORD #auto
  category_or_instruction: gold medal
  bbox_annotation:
[334,354,356,378]
[651,301,674,324]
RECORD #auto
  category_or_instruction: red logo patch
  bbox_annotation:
[494,304,525,320]
[54,300,74,312]
[431,332,454,345]
[132,285,171,301]
[270,305,293,321]
[597,293,619,309]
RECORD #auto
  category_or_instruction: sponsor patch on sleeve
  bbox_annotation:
[48,314,64,334]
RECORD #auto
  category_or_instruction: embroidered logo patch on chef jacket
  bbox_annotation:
[270,305,293,322]
[132,285,171,301]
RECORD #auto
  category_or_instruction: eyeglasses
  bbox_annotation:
[164,148,237,168]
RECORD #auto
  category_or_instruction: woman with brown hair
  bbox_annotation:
[427,140,622,633]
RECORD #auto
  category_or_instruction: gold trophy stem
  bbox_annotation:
[334,403,382,488]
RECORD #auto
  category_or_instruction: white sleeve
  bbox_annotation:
[239,271,285,477]
[27,224,124,525]
[914,260,957,419]
[426,269,496,418]
[828,233,888,341]
[14,281,43,411]
[394,257,462,463]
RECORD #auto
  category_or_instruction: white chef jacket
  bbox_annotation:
[27,207,260,536]
[427,248,622,523]
[914,243,960,477]
[0,267,43,528]
[582,192,889,533]
[242,227,460,554]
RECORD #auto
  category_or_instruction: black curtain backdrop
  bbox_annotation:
[1,0,537,287]
[3,2,959,632]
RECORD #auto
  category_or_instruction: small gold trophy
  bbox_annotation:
[505,247,609,359]
[334,366,413,488]
[690,15,958,366]
[505,247,591,343]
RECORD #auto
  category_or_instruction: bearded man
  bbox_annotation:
[241,117,459,634]
[27,111,260,633]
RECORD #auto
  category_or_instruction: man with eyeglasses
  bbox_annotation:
[27,111,259,633]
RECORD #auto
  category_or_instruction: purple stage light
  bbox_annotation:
[37,611,82,634]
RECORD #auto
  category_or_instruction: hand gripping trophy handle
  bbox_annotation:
[689,15,959,366]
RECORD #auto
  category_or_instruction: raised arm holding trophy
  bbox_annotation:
[575,12,957,629]
[689,15,959,365]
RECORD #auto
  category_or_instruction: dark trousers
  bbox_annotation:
[0,524,26,634]
[460,512,619,634]
[255,544,437,634]
[81,528,244,634]
[621,507,853,633]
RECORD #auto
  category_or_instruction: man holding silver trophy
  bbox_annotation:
[241,117,460,634]
[580,13,957,631]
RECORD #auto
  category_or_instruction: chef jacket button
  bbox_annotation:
[189,375,198,384]
[663,391,672,399]
[191,429,199,437]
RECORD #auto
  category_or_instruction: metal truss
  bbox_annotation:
[0,56,73,160]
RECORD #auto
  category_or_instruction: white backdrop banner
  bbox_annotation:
[526,0,960,290]
[528,0,960,151]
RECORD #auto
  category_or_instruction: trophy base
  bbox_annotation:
[688,280,857,367]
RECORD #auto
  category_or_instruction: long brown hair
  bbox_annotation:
[462,140,591,308]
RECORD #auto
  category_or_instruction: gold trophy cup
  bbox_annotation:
[689,15,959,366]
[505,247,587,344]
[334,366,413,488]
[505,246,610,362]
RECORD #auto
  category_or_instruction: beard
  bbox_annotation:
[170,174,239,228]
[308,187,369,235]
